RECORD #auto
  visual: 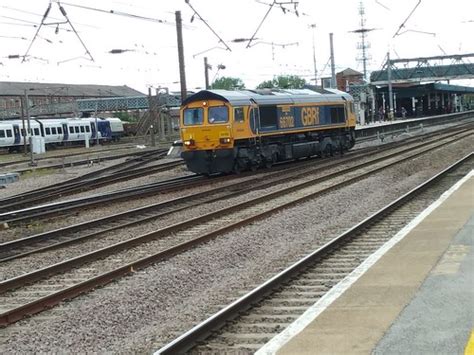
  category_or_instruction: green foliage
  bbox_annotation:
[257,80,274,89]
[257,75,306,89]
[211,77,245,90]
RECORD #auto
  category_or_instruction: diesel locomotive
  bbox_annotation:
[180,88,356,174]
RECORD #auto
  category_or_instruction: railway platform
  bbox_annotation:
[258,170,474,355]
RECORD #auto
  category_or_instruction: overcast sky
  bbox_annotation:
[1,0,473,93]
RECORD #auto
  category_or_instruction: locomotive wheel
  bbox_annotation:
[233,160,244,174]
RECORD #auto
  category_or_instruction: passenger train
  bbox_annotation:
[180,88,357,174]
[0,117,124,152]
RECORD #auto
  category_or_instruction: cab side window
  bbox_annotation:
[234,107,244,123]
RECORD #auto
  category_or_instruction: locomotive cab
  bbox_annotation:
[180,99,235,174]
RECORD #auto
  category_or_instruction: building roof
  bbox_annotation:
[0,81,144,97]
[337,68,363,76]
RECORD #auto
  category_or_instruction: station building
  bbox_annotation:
[0,81,144,119]
[374,82,474,119]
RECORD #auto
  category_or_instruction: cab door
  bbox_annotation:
[231,106,252,141]
[13,125,21,145]
[62,123,69,141]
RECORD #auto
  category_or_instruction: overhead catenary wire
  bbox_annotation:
[22,1,94,63]
[393,0,422,38]
[246,0,301,48]
[0,5,99,29]
[60,1,172,26]
[184,0,232,52]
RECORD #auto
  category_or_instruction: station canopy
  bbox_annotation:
[376,82,474,98]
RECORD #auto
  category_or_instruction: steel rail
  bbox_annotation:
[1,128,471,261]
[0,149,168,205]
[0,144,156,170]
[2,123,472,225]
[0,157,180,213]
[155,152,473,354]
[0,133,470,326]
[0,174,204,224]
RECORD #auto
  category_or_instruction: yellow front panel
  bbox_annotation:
[181,100,233,151]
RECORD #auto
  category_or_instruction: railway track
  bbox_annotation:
[0,144,159,171]
[0,149,177,213]
[1,124,472,225]
[0,128,471,326]
[0,128,471,261]
[156,151,474,354]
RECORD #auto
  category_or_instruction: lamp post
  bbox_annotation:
[309,24,317,85]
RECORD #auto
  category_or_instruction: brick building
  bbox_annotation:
[336,68,364,92]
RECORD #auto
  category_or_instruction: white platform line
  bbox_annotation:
[256,169,474,355]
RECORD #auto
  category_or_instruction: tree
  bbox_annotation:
[257,75,306,89]
[211,77,245,90]
[256,80,274,89]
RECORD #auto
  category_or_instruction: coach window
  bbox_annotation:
[183,108,203,126]
[45,127,51,135]
[69,127,74,134]
[0,130,4,138]
[34,128,40,136]
[209,106,228,124]
[80,126,85,133]
[21,128,26,137]
[234,107,244,123]
[57,127,62,134]
[85,126,90,133]
[75,126,80,133]
[6,129,12,137]
[52,127,57,134]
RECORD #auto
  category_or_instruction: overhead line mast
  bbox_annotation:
[350,1,376,81]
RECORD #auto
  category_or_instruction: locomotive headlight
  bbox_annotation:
[183,139,195,146]
[219,137,231,144]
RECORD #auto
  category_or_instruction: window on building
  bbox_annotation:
[45,127,51,135]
